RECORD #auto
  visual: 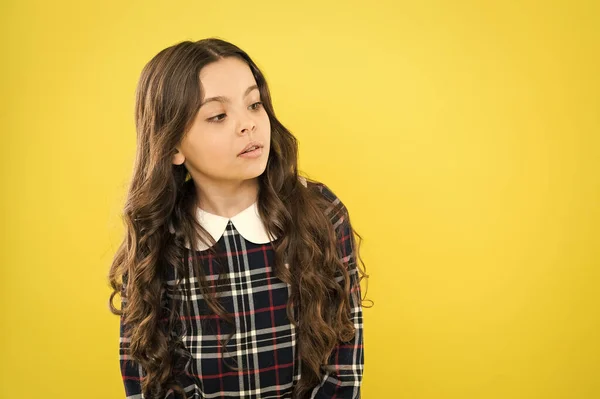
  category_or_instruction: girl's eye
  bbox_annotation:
[207,114,226,123]
[249,101,263,110]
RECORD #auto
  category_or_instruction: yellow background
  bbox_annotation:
[1,1,598,398]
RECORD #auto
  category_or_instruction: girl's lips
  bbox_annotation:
[238,147,263,158]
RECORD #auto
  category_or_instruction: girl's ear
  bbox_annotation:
[172,147,185,165]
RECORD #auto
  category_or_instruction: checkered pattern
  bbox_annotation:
[119,183,364,398]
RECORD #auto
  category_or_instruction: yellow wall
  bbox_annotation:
[1,1,598,398]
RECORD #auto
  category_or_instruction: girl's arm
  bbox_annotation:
[119,274,146,398]
[310,186,365,399]
[119,276,182,399]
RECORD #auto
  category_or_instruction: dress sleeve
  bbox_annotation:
[119,273,146,398]
[310,188,365,399]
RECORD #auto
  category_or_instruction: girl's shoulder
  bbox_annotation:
[299,173,341,196]
[300,176,349,220]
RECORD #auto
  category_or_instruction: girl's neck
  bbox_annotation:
[194,177,259,218]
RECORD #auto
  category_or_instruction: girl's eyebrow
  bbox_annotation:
[200,85,259,107]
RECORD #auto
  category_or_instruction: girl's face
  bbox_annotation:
[173,57,271,186]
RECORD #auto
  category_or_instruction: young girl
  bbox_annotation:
[108,37,370,399]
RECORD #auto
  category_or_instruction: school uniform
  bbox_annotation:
[119,180,364,398]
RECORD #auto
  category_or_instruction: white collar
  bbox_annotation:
[169,176,307,251]
[200,201,276,250]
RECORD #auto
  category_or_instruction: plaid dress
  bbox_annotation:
[119,181,364,398]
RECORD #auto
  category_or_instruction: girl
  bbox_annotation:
[108,38,370,399]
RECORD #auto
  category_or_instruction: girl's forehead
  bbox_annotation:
[199,58,255,93]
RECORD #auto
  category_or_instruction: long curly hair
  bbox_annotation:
[107,37,371,399]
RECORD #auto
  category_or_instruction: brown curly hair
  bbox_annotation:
[107,37,371,399]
